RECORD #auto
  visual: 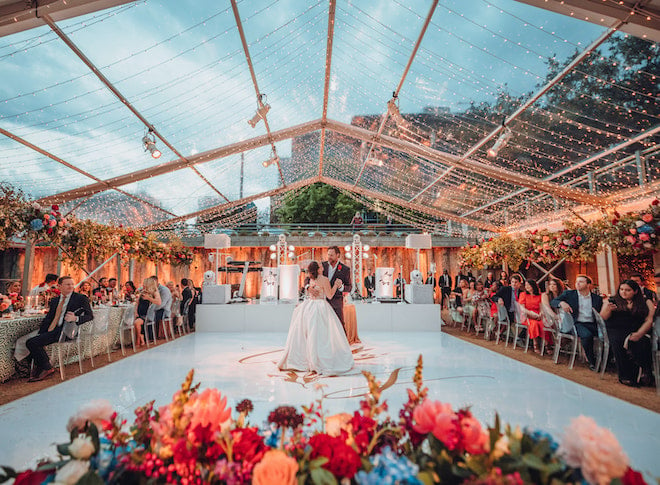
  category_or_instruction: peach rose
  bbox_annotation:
[325,413,352,438]
[642,213,653,223]
[252,449,298,485]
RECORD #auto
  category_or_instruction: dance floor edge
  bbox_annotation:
[1,332,658,479]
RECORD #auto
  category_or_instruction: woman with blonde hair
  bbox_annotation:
[134,277,161,346]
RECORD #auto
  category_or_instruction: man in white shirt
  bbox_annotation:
[29,273,58,296]
[551,274,603,370]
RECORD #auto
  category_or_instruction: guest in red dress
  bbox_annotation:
[518,279,548,354]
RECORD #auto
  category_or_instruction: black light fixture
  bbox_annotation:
[142,129,161,159]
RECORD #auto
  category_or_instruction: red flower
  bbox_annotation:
[622,467,648,485]
[128,232,134,237]
[350,412,377,454]
[309,433,361,479]
[652,199,659,206]
[51,204,59,211]
[230,427,267,469]
[13,469,54,485]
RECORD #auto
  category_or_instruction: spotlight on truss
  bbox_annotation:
[262,150,279,168]
[142,129,161,159]
[487,127,512,158]
[248,94,270,128]
[387,97,410,129]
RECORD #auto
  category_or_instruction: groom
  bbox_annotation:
[322,246,351,328]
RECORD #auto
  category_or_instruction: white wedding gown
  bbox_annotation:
[278,293,354,375]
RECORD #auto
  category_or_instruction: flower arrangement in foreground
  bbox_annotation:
[0,357,650,485]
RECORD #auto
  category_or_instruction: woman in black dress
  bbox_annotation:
[600,279,654,387]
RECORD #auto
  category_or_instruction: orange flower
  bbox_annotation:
[252,449,298,485]
[325,413,352,438]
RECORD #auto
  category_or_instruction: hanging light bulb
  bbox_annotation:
[487,127,512,158]
[142,129,161,159]
[387,97,411,129]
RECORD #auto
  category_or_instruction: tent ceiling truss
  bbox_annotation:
[1,0,653,235]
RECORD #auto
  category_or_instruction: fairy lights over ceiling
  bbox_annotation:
[0,0,658,235]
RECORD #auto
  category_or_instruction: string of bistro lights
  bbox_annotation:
[0,0,657,230]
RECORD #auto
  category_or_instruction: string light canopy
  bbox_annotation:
[0,0,658,234]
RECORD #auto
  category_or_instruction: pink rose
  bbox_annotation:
[639,233,650,241]
[49,219,56,227]
[629,228,637,235]
[413,400,460,450]
[252,449,298,485]
[43,214,50,220]
[626,235,636,243]
[460,414,489,455]
[642,213,653,223]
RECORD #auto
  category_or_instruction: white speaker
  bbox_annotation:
[405,234,431,249]
[204,234,231,249]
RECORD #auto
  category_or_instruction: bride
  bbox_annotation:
[278,261,354,375]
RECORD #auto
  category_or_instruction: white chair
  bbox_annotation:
[118,305,136,355]
[493,302,512,346]
[448,299,465,327]
[592,309,610,379]
[161,313,175,341]
[181,299,193,334]
[49,324,84,380]
[80,310,112,368]
[540,306,558,356]
[512,302,530,352]
[553,310,579,369]
[144,304,157,347]
[475,301,492,338]
[652,316,659,395]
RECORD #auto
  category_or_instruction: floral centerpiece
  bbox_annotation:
[0,357,650,485]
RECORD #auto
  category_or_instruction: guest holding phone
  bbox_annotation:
[600,280,654,387]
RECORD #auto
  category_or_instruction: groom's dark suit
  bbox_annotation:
[322,260,352,327]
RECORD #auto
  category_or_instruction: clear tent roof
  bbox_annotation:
[0,0,658,236]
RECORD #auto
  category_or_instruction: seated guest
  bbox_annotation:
[541,278,564,314]
[498,271,509,288]
[25,276,93,382]
[484,271,495,289]
[29,273,58,296]
[551,275,603,370]
[6,281,24,311]
[133,277,161,346]
[146,276,172,339]
[107,278,120,301]
[629,273,656,302]
[600,280,654,387]
[471,281,490,331]
[78,281,93,299]
[519,279,550,354]
[123,281,137,302]
[93,277,110,301]
[451,278,469,310]
[166,281,182,327]
[494,274,523,324]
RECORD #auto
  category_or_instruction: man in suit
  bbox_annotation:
[551,274,603,370]
[322,246,351,328]
[25,276,93,382]
[439,269,452,309]
[484,271,495,289]
[494,273,523,324]
[364,270,375,298]
[425,271,437,303]
[629,273,656,302]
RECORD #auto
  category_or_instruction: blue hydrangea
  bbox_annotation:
[90,436,135,480]
[355,447,422,485]
[30,219,44,231]
[525,428,559,452]
[260,423,281,448]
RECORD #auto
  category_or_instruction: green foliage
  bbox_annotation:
[276,183,365,224]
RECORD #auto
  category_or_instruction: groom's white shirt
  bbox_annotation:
[327,262,338,281]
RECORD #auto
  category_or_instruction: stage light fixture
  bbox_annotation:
[142,129,161,159]
[487,127,512,158]
[262,150,279,168]
[248,94,270,128]
[387,96,410,129]
[269,244,277,251]
[344,245,351,252]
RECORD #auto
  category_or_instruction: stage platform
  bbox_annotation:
[196,301,443,332]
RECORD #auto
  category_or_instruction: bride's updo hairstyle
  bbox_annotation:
[308,261,320,279]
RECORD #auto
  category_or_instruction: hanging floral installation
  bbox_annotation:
[460,200,660,270]
[0,184,194,267]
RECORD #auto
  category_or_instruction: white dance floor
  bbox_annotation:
[1,332,658,479]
